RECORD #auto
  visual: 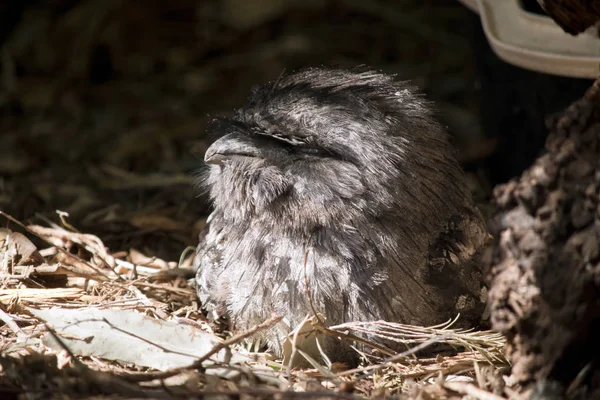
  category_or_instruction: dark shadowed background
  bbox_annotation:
[0,0,592,261]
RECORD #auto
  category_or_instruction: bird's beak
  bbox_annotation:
[204,133,261,165]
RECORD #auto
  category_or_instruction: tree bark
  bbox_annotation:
[489,77,600,397]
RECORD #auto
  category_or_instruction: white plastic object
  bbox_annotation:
[458,0,600,79]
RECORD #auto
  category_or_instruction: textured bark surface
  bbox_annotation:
[538,0,600,34]
[489,78,600,398]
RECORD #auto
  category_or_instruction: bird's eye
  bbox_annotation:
[292,145,333,159]
[270,135,332,158]
[269,134,305,146]
[296,147,325,155]
[253,130,331,158]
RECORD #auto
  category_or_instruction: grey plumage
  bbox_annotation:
[194,67,487,356]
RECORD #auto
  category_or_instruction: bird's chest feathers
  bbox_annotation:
[218,220,385,299]
[223,226,347,290]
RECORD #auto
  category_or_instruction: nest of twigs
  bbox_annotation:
[1,211,509,399]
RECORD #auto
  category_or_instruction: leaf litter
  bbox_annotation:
[0,211,508,399]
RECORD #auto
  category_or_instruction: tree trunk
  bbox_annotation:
[489,78,600,398]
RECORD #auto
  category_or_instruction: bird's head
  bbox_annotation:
[201,68,467,232]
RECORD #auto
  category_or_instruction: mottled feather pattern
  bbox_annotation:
[194,67,487,355]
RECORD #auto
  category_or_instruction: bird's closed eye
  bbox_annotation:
[294,146,330,157]
[269,135,327,154]
[263,132,305,146]
[252,130,333,158]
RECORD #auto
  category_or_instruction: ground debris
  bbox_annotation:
[1,213,508,398]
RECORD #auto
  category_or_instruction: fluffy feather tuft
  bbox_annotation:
[194,67,487,356]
